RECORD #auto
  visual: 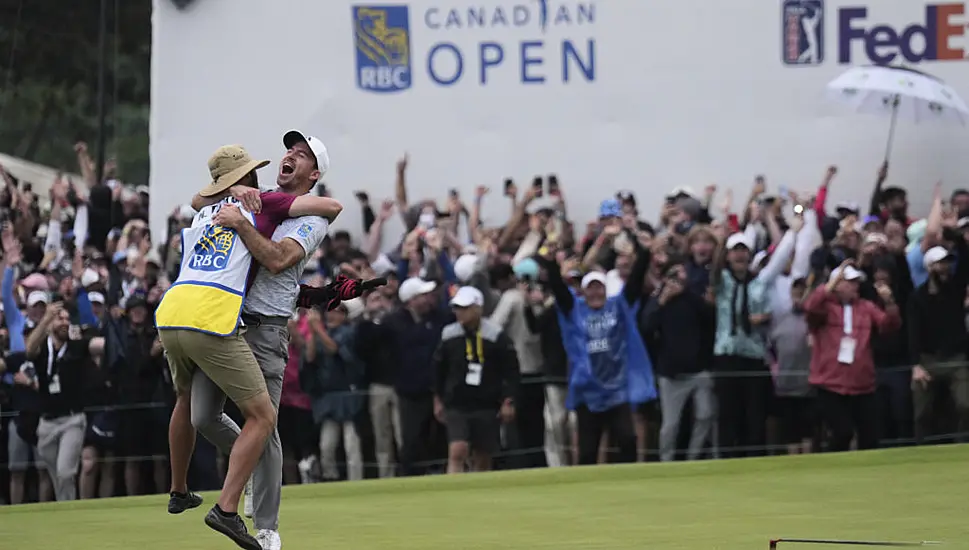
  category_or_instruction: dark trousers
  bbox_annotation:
[876,368,913,446]
[576,404,636,465]
[398,391,444,476]
[817,388,879,452]
[514,374,547,469]
[714,356,771,458]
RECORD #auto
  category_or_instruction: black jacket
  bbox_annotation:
[640,288,715,377]
[433,319,520,411]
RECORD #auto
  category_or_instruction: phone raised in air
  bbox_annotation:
[532,176,543,197]
[547,174,559,195]
[503,178,514,196]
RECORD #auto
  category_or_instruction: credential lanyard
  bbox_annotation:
[47,336,67,377]
[465,331,484,365]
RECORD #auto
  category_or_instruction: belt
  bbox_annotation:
[241,314,289,328]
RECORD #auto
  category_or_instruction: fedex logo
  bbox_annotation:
[839,3,968,64]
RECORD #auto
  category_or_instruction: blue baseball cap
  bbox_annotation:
[599,199,621,218]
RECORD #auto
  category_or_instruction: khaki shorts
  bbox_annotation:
[159,328,267,405]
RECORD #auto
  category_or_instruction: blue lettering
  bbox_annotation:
[577,2,595,24]
[513,5,530,26]
[491,6,509,27]
[445,9,461,29]
[520,40,545,83]
[563,39,595,82]
[480,42,504,85]
[428,43,463,86]
[425,8,440,29]
[554,4,572,25]
[467,7,485,28]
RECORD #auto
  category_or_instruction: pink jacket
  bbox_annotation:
[803,286,901,395]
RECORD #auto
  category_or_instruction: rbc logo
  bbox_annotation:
[353,5,412,93]
[782,0,824,66]
[190,224,237,272]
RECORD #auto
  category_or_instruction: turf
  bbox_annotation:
[3,445,967,549]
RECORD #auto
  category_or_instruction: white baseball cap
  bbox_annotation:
[863,233,888,246]
[453,254,479,283]
[923,246,953,268]
[829,265,866,283]
[87,292,106,305]
[581,271,608,289]
[398,277,437,303]
[726,233,754,251]
[449,286,484,308]
[283,130,330,180]
[27,291,49,307]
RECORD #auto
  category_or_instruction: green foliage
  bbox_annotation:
[0,0,150,183]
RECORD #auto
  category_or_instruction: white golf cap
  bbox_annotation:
[829,265,866,283]
[398,277,437,303]
[27,291,49,307]
[449,286,484,308]
[80,268,100,288]
[726,233,754,250]
[923,246,953,268]
[87,292,106,305]
[283,130,330,180]
[581,271,608,289]
[453,254,479,283]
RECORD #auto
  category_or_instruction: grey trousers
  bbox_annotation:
[36,413,86,501]
[658,372,716,462]
[191,323,288,530]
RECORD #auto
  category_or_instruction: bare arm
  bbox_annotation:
[289,195,343,221]
[26,315,55,359]
[235,222,305,274]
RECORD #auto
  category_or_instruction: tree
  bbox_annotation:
[0,0,151,183]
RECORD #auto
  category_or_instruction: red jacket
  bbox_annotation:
[803,287,901,395]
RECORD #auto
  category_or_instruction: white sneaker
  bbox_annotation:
[256,529,282,550]
[243,477,254,518]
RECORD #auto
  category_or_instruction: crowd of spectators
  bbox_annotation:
[1,145,967,505]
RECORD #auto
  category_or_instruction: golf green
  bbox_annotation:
[3,445,966,549]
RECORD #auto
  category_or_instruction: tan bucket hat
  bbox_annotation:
[199,145,270,197]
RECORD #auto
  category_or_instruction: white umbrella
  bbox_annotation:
[826,65,969,161]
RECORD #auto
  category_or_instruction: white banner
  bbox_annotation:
[151,0,969,242]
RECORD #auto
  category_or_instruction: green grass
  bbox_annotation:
[3,446,968,549]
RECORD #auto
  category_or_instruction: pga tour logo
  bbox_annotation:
[783,0,824,65]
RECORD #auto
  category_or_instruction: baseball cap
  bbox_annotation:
[598,199,621,219]
[398,277,437,303]
[27,291,49,307]
[923,246,953,268]
[513,258,540,281]
[726,233,754,250]
[863,233,888,246]
[87,292,106,305]
[829,265,866,283]
[581,271,608,289]
[453,254,479,283]
[449,286,484,308]
[283,130,330,180]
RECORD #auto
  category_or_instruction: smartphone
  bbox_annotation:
[532,176,543,197]
[354,191,369,202]
[793,204,804,215]
[548,175,559,195]
[503,178,514,195]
